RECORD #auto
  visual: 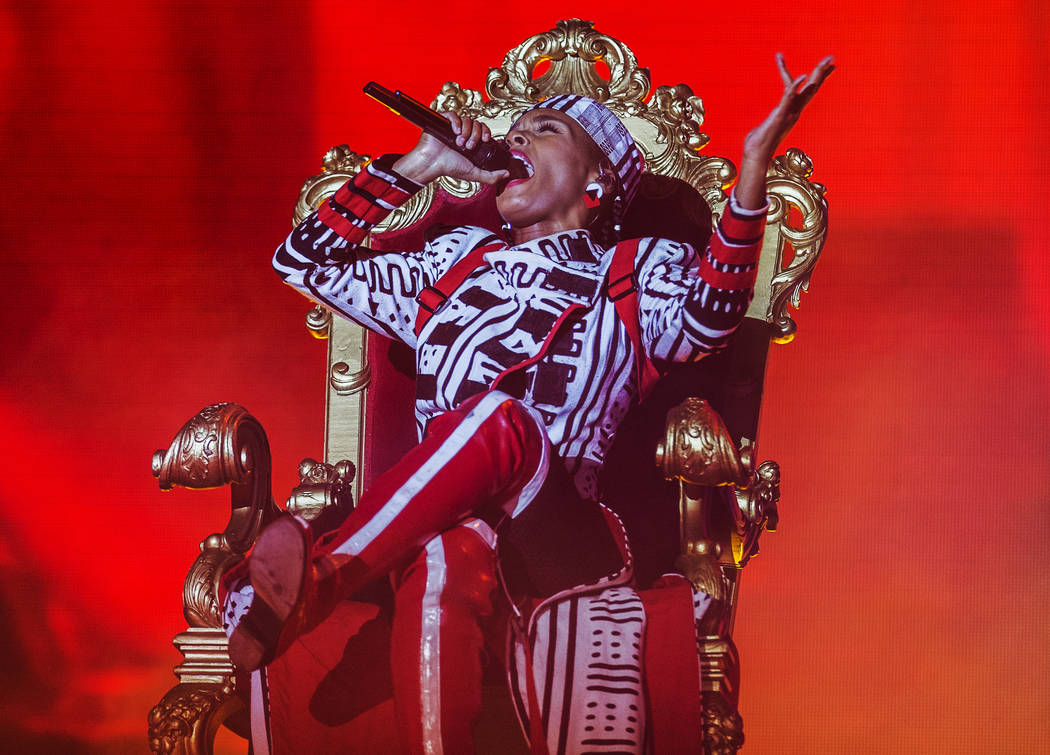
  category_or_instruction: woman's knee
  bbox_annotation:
[429,390,549,496]
[395,525,498,618]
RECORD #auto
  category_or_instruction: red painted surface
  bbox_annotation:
[0,1,1047,751]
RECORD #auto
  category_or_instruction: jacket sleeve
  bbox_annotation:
[273,154,438,348]
[637,190,767,362]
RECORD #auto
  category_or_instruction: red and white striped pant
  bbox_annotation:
[232,390,647,754]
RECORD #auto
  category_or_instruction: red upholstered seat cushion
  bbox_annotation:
[265,600,405,754]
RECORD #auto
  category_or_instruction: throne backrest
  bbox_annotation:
[293,20,827,514]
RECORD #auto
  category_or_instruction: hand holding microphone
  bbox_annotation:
[364,82,528,185]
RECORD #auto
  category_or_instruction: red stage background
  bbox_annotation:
[1,1,1048,752]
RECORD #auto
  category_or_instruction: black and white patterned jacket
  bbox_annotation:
[274,155,766,501]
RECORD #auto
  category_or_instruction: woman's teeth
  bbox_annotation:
[510,151,534,179]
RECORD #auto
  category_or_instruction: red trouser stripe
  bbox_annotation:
[391,525,498,754]
[289,391,545,752]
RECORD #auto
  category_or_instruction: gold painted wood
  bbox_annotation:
[150,404,281,752]
[305,304,332,339]
[656,398,782,579]
[746,148,829,341]
[655,398,751,488]
[730,460,781,567]
[285,457,356,530]
[148,678,243,755]
[323,313,369,501]
[698,635,744,753]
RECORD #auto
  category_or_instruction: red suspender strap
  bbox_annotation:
[607,239,661,399]
[414,241,506,335]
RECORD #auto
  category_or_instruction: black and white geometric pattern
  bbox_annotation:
[276,207,758,502]
[222,580,255,638]
[512,585,648,755]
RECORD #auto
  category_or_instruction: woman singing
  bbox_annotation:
[225,53,833,754]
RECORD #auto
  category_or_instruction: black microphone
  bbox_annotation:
[363,82,529,180]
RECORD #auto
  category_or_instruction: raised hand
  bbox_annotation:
[736,54,834,209]
[393,112,510,186]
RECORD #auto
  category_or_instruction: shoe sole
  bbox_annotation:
[228,517,308,671]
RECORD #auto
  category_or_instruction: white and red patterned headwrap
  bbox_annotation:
[517,94,646,208]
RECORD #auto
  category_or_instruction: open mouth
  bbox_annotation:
[509,150,534,181]
[497,150,534,196]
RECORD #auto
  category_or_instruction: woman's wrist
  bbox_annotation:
[735,153,772,210]
[392,150,441,184]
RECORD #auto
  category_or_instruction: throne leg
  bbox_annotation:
[699,635,745,754]
[147,629,246,754]
[148,684,244,755]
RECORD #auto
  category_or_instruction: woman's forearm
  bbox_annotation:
[734,153,772,211]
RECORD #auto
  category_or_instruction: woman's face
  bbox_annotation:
[496,110,601,235]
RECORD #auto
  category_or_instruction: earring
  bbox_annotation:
[584,182,604,208]
[612,194,623,235]
[501,219,512,234]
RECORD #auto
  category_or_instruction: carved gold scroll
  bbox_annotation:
[149,404,360,753]
[148,404,280,754]
[656,397,784,753]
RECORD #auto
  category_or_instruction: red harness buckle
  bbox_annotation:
[606,271,638,302]
[416,286,448,314]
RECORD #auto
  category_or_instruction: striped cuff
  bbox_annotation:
[317,153,422,243]
[727,189,769,218]
[697,252,758,291]
[712,188,768,266]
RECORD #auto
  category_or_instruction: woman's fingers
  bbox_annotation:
[777,52,792,87]
[812,55,836,80]
[802,56,836,95]
[431,110,504,182]
[775,55,836,116]
[778,54,835,98]
[444,112,491,151]
[464,118,485,150]
[443,110,463,141]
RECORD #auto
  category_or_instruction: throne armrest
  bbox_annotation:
[147,403,278,753]
[656,398,781,605]
[148,404,356,754]
[656,397,782,755]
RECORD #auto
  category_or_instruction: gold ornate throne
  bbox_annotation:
[148,19,827,755]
